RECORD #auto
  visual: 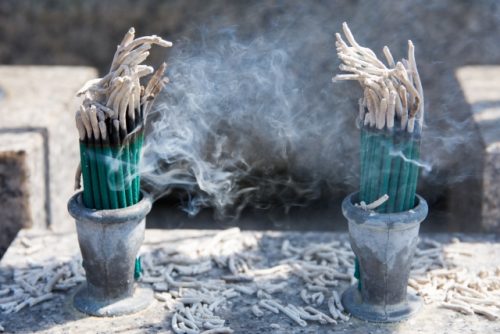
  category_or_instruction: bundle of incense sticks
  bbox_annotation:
[74,28,172,209]
[334,22,424,213]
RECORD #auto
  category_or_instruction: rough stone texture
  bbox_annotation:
[0,229,498,333]
[484,145,500,231]
[0,132,46,229]
[456,66,500,232]
[0,151,29,258]
[0,66,98,234]
[0,131,47,258]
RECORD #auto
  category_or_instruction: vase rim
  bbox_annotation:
[342,192,428,230]
[68,190,153,224]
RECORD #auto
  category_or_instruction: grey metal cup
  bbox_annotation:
[341,192,428,322]
[67,191,153,317]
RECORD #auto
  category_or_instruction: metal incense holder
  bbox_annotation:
[67,190,153,317]
[341,192,428,322]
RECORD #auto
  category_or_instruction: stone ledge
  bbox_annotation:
[456,66,500,148]
[0,66,97,232]
[456,66,500,232]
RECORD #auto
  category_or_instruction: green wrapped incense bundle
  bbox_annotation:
[334,22,425,214]
[360,127,421,213]
[334,22,425,292]
[73,27,172,210]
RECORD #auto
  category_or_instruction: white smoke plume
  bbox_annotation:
[140,27,356,219]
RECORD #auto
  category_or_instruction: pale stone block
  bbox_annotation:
[0,66,97,231]
[456,66,500,232]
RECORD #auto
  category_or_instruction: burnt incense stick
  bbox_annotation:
[126,109,140,204]
[76,113,93,208]
[334,22,424,213]
[378,133,393,213]
[99,121,119,209]
[133,106,144,203]
[359,129,367,202]
[80,108,102,210]
[90,107,110,209]
[395,140,413,212]
[119,123,133,206]
[74,28,172,210]
[405,137,421,209]
[369,133,384,204]
[386,137,403,213]
[111,119,127,208]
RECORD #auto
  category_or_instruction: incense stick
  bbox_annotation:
[334,22,425,213]
[74,28,172,209]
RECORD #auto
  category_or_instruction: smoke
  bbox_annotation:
[389,149,432,173]
[140,24,358,219]
[139,3,488,220]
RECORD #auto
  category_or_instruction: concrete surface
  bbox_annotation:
[0,229,498,334]
[0,151,29,258]
[0,66,97,235]
[456,66,500,232]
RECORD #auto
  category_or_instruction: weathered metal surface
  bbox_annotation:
[341,193,428,322]
[67,191,153,316]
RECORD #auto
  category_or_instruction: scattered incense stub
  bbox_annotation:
[74,28,172,209]
[3,229,497,327]
[334,22,424,213]
[355,194,389,211]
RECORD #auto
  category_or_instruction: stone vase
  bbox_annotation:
[341,192,428,322]
[67,190,153,317]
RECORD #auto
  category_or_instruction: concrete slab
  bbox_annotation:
[0,66,98,232]
[0,229,498,333]
[456,66,500,232]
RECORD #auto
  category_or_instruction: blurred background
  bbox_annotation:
[1,0,500,257]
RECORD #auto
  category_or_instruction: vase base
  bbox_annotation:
[73,284,153,317]
[341,285,421,323]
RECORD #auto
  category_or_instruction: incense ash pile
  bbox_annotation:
[334,22,424,213]
[1,231,498,329]
[0,236,85,315]
[140,228,353,333]
[410,238,500,321]
[74,28,172,209]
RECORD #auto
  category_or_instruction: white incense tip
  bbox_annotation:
[98,121,107,140]
[359,194,389,210]
[333,21,423,133]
